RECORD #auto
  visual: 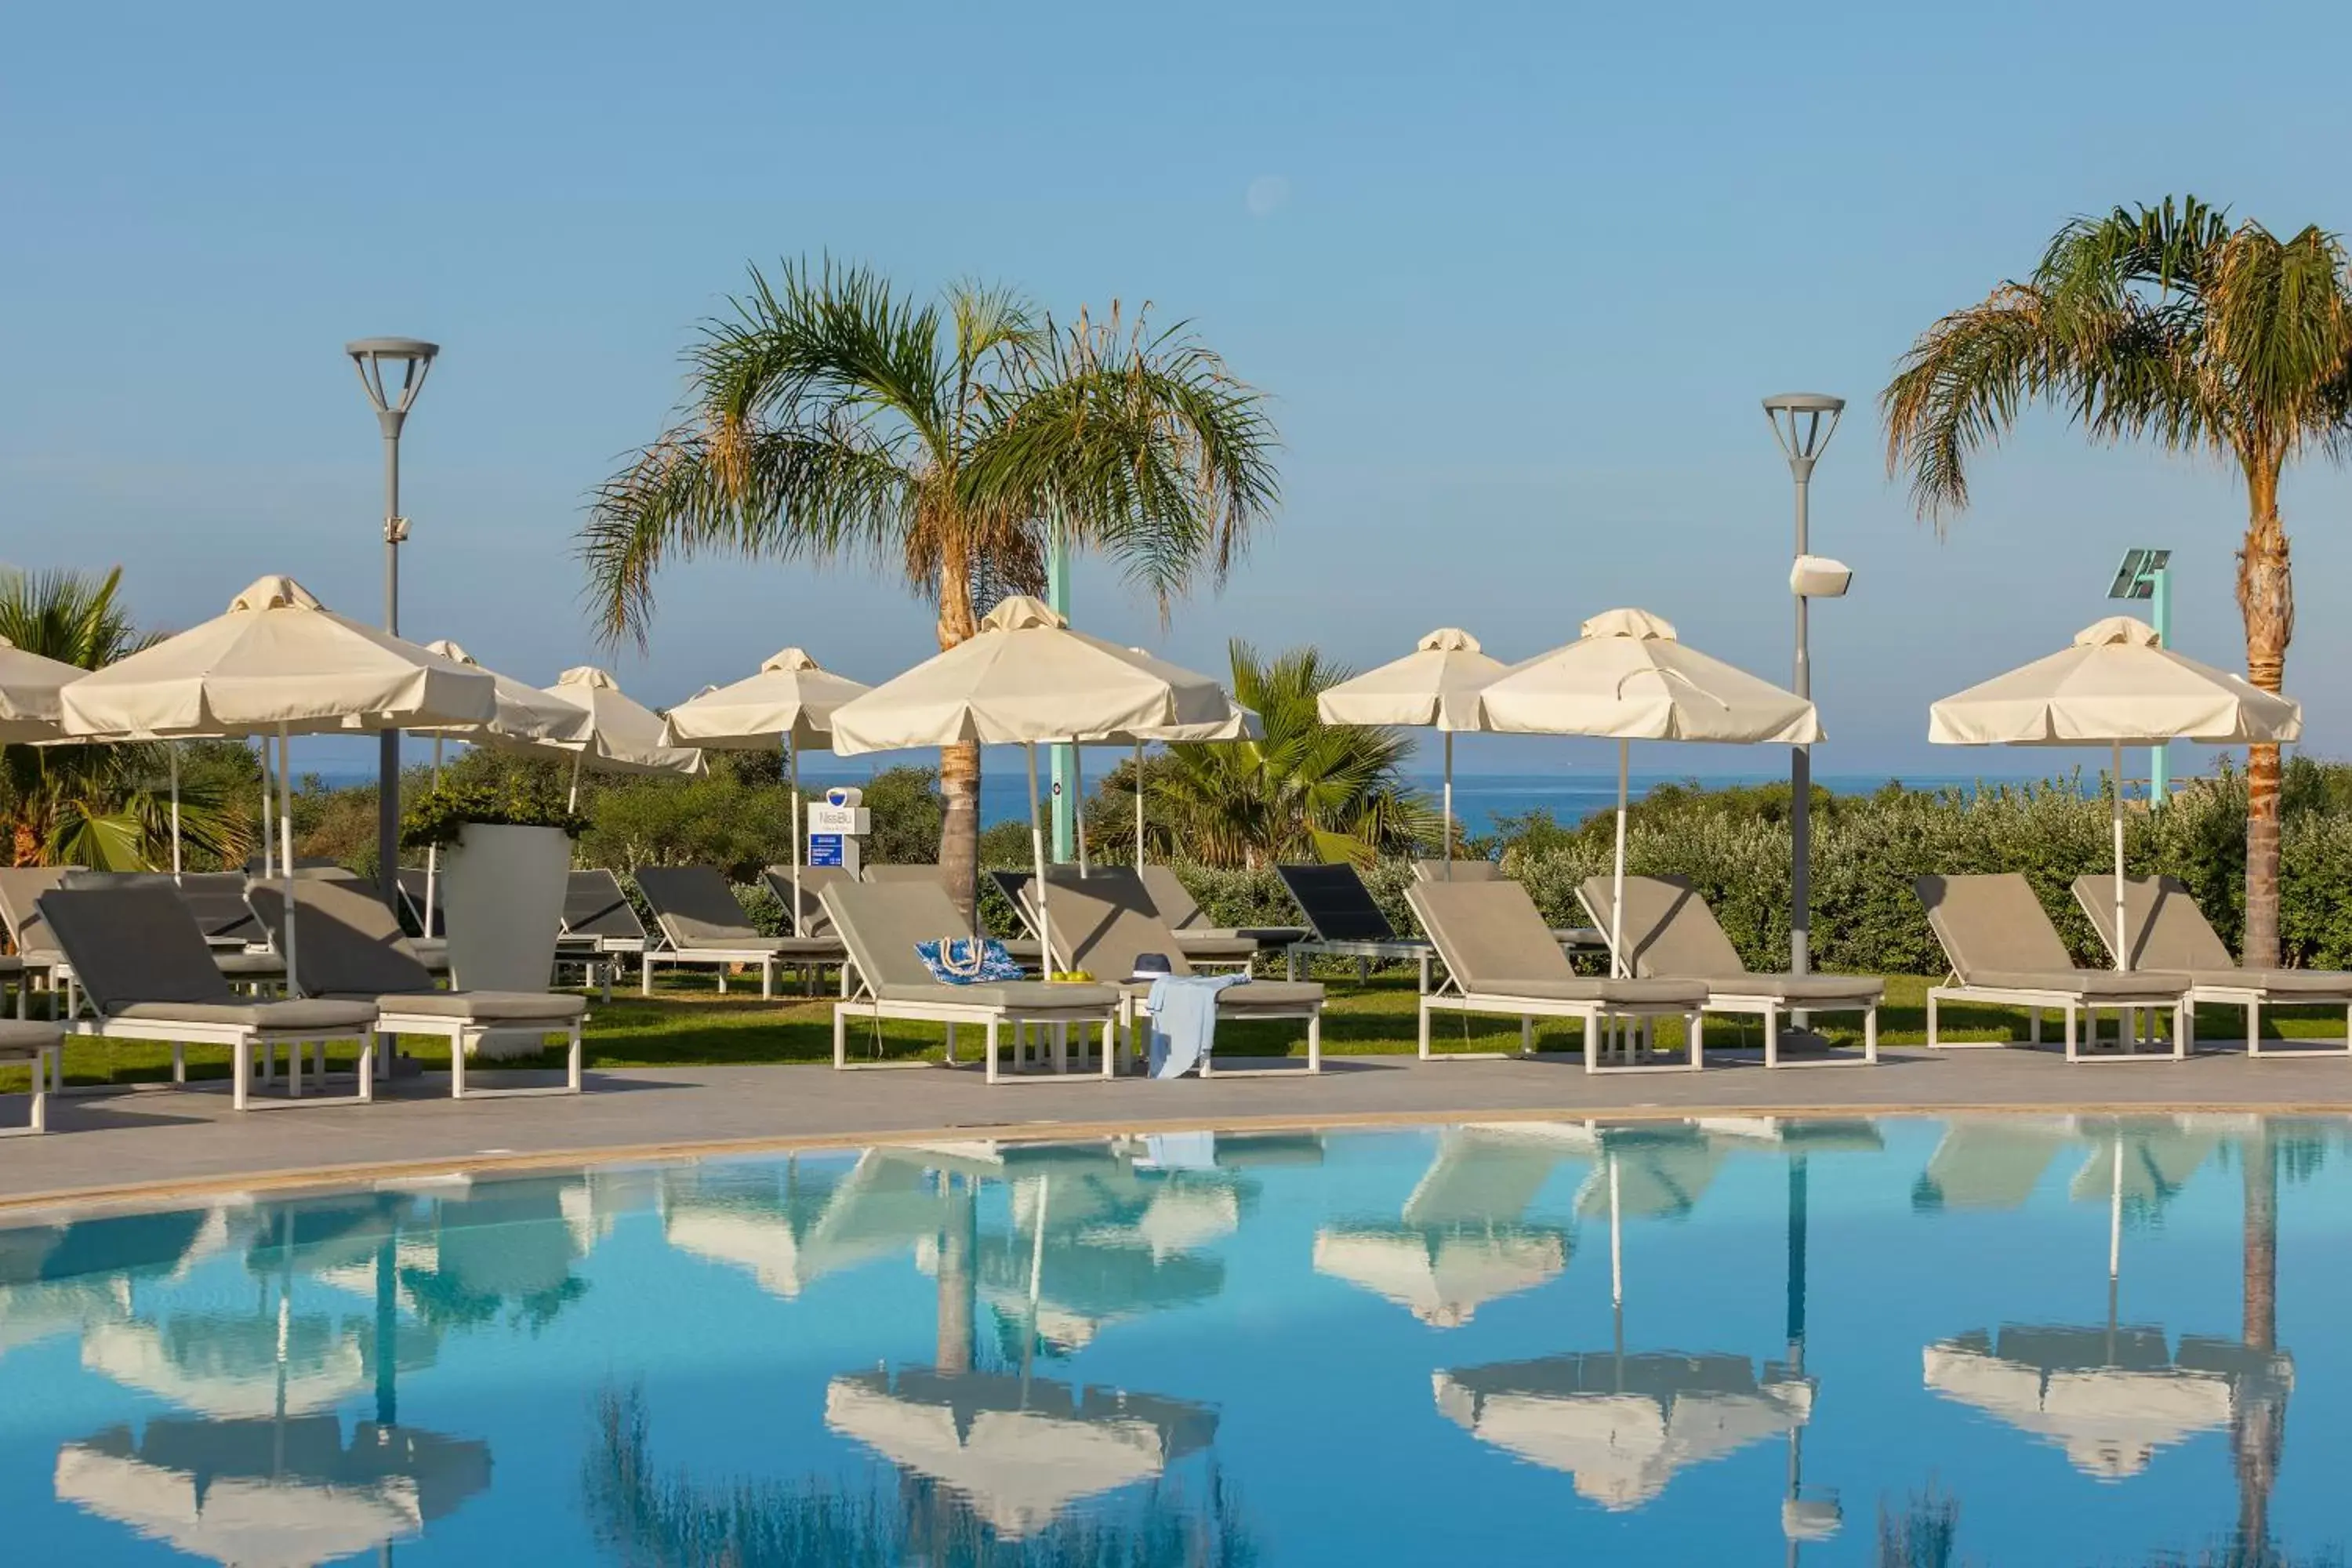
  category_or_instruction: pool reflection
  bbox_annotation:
[0,1116,2336,1564]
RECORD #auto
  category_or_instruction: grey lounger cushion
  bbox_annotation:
[637,865,842,957]
[1917,874,2190,998]
[111,997,378,1031]
[1029,875,1324,1011]
[40,884,263,1012]
[1000,868,1258,964]
[2071,873,2352,996]
[1407,878,1706,1007]
[357,989,586,1023]
[822,880,1117,1013]
[1580,873,1884,1005]
[0,1019,60,1055]
[1115,977,1327,1014]
[762,864,852,938]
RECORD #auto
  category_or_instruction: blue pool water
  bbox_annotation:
[0,1116,2337,1564]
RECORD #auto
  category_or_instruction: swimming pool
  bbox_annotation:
[0,1116,2337,1564]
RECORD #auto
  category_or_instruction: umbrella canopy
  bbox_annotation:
[829,597,1233,753]
[825,1368,1215,1537]
[829,596,1238,946]
[82,1315,368,1420]
[1436,1352,1815,1510]
[1313,1225,1568,1328]
[1475,609,1819,974]
[658,647,871,750]
[56,1417,489,1568]
[1319,628,1510,869]
[411,641,593,746]
[58,576,493,740]
[1929,616,2300,746]
[0,635,90,742]
[1923,1326,2292,1478]
[660,1151,945,1299]
[1929,617,2302,971]
[533,666,706,777]
[1401,1125,1581,1228]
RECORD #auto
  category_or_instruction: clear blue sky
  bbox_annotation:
[5,0,2349,779]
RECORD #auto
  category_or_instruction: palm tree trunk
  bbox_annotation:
[935,554,983,932]
[2234,1126,2282,1553]
[2238,460,2294,969]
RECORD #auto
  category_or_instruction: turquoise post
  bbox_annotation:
[2151,562,2171,806]
[1047,519,1075,861]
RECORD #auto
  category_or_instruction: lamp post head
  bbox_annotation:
[1762,392,1845,477]
[346,337,439,433]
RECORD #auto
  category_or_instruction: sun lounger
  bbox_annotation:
[633,866,847,997]
[1134,864,1307,952]
[992,869,1258,969]
[60,871,289,990]
[1276,863,1435,991]
[822,880,1122,1083]
[38,884,379,1110]
[1028,875,1325,1074]
[1578,875,1882,1068]
[2072,873,2352,1058]
[248,880,585,1098]
[762,864,853,938]
[553,868,651,1000]
[0,866,66,1018]
[1407,880,1707,1073]
[1415,860,1609,950]
[1915,873,2192,1062]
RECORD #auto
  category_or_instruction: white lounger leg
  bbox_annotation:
[232,1037,251,1112]
[27,1049,45,1132]
[567,1024,583,1092]
[943,1021,956,1065]
[1584,1014,1598,1073]
[289,1037,303,1099]
[1763,1004,1780,1069]
[1926,990,1939,1048]
[2065,1005,2079,1063]
[1864,1005,1878,1064]
[1521,1015,1534,1055]
[1688,1011,1704,1070]
[760,960,773,1000]
[985,1018,1000,1085]
[641,955,654,996]
[2176,998,2190,1060]
[172,1044,184,1085]
[833,1004,848,1069]
[358,1032,376,1103]
[1417,1000,1432,1060]
[1102,1018,1117,1079]
[452,1029,470,1100]
[1307,1011,1322,1073]
[2248,996,2262,1057]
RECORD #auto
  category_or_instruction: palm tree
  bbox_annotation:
[581,263,1279,924]
[0,567,241,869]
[1125,641,1435,869]
[1882,196,2352,965]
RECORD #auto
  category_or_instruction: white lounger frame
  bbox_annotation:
[1697,991,1881,1069]
[1925,979,2190,1063]
[1420,989,1704,1074]
[642,945,819,999]
[833,992,1120,1085]
[1286,938,1435,993]
[369,1009,586,1100]
[0,1040,56,1135]
[2185,983,2352,1060]
[67,1016,376,1110]
[1114,991,1323,1076]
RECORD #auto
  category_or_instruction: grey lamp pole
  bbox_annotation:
[1762,394,1844,980]
[347,337,439,914]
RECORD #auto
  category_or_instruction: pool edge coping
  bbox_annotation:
[7,1096,2350,1218]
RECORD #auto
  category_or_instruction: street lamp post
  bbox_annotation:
[347,337,440,913]
[1763,394,1849,984]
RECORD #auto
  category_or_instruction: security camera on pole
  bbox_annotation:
[1763,394,1853,1016]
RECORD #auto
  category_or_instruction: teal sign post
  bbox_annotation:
[2108,548,2174,804]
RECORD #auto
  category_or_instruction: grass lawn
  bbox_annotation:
[4,968,2343,1091]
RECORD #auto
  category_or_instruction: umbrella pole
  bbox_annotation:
[278,724,298,995]
[423,737,443,934]
[2111,739,2128,974]
[258,738,274,879]
[1608,1151,1624,1370]
[567,750,583,815]
[1074,745,1088,874]
[789,740,802,936]
[1133,740,1145,865]
[169,742,182,880]
[1028,744,1051,964]
[1611,739,1630,978]
[2108,1134,2123,1358]
[1443,731,1454,877]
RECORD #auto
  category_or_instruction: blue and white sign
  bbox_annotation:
[808,833,845,868]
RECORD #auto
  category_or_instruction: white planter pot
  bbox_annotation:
[438,822,570,1059]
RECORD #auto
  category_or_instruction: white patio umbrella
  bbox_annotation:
[1318,628,1508,872]
[825,1368,1214,1537]
[1929,615,2301,971]
[409,639,597,929]
[521,666,706,810]
[57,576,495,989]
[1312,1224,1567,1327]
[1476,609,1819,975]
[658,648,870,933]
[659,1149,943,1299]
[828,596,1237,955]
